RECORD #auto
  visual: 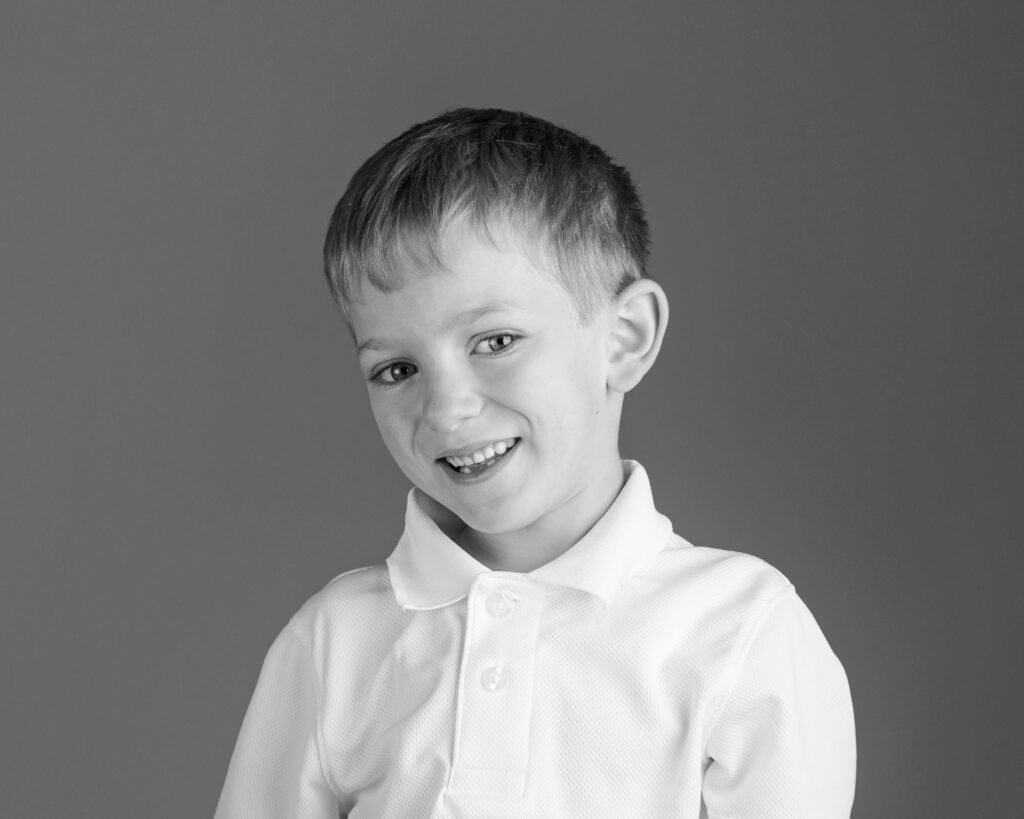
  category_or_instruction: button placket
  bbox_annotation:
[451,577,543,798]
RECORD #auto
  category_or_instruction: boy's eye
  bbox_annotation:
[473,334,519,354]
[372,361,418,385]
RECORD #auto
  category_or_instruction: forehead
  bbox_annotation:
[349,226,577,345]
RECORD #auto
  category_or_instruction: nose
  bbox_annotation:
[422,364,483,433]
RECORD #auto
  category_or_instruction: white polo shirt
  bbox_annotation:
[215,462,856,818]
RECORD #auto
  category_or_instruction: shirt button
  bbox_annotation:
[485,591,517,618]
[480,665,510,692]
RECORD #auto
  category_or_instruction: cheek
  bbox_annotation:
[369,394,413,452]
[501,352,600,434]
[555,340,607,408]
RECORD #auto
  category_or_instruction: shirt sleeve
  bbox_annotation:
[214,623,341,819]
[703,586,856,818]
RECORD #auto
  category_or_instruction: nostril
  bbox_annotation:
[422,371,484,431]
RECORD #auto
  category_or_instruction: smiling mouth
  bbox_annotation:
[440,438,520,475]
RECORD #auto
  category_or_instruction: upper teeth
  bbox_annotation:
[445,438,517,468]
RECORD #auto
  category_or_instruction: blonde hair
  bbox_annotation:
[323,108,650,322]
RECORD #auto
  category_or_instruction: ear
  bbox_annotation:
[606,279,669,393]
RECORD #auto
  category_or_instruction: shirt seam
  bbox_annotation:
[287,620,336,804]
[324,563,380,588]
[705,582,796,738]
[447,592,475,787]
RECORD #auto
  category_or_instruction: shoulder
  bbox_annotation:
[285,563,400,646]
[645,534,794,610]
[627,536,797,656]
[250,564,410,716]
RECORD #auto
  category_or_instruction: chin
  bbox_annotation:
[447,496,535,536]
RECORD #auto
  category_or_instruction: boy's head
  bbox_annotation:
[323,107,650,323]
[323,108,668,567]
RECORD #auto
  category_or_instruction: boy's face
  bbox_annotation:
[348,226,625,544]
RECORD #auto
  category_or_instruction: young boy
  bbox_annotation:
[215,108,856,818]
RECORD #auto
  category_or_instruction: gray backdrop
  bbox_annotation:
[3,2,1021,816]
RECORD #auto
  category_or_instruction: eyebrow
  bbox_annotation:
[356,300,520,357]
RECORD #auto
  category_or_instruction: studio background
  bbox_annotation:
[3,2,1020,816]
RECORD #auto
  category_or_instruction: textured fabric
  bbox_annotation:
[215,462,856,818]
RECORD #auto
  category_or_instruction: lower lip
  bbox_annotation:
[439,440,520,485]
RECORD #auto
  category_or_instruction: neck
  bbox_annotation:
[457,457,627,573]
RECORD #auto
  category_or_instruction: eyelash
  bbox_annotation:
[473,333,520,355]
[368,333,522,388]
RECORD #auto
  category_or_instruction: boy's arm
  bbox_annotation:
[214,623,341,819]
[703,586,856,818]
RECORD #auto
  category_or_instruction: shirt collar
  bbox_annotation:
[386,461,674,610]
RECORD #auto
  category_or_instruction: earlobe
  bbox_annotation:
[606,279,669,393]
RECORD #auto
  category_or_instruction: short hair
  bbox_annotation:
[323,107,650,322]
